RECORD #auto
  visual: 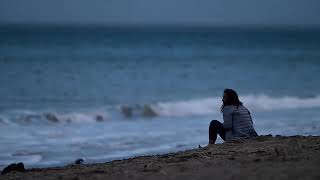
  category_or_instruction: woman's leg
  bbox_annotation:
[209,120,226,144]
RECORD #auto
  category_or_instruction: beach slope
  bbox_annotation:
[1,135,320,180]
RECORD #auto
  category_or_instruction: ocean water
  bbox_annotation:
[0,26,320,169]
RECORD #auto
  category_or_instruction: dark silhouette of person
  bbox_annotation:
[209,89,258,144]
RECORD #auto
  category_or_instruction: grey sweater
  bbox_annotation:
[223,105,258,141]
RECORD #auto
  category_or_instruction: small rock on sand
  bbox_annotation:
[75,159,84,165]
[1,162,25,174]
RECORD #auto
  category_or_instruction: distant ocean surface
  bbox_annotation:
[1,26,320,169]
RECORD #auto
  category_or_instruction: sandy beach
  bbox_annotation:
[1,135,319,180]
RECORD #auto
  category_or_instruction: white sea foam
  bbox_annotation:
[153,97,219,117]
[152,95,320,117]
[242,95,320,111]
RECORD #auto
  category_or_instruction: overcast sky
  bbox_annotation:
[0,0,320,27]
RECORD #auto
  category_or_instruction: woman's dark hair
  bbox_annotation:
[221,89,243,112]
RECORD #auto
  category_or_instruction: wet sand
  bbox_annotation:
[1,135,320,180]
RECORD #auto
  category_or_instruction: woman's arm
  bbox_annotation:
[222,106,234,130]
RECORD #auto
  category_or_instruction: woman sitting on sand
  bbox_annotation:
[209,89,258,144]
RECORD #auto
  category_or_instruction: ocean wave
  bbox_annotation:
[0,110,111,125]
[120,94,320,117]
[1,94,320,125]
[153,94,320,117]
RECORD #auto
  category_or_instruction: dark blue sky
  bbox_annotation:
[0,0,320,27]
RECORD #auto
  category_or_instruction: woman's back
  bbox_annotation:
[223,105,257,140]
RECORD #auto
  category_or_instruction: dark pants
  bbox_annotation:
[209,120,226,144]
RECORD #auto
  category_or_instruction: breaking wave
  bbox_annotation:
[1,94,320,125]
[154,94,320,117]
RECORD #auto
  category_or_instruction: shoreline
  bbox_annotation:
[1,135,320,180]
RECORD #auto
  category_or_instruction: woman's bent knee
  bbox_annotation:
[210,120,219,127]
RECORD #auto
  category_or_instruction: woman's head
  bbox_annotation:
[221,89,243,112]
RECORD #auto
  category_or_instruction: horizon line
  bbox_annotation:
[1,22,320,30]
